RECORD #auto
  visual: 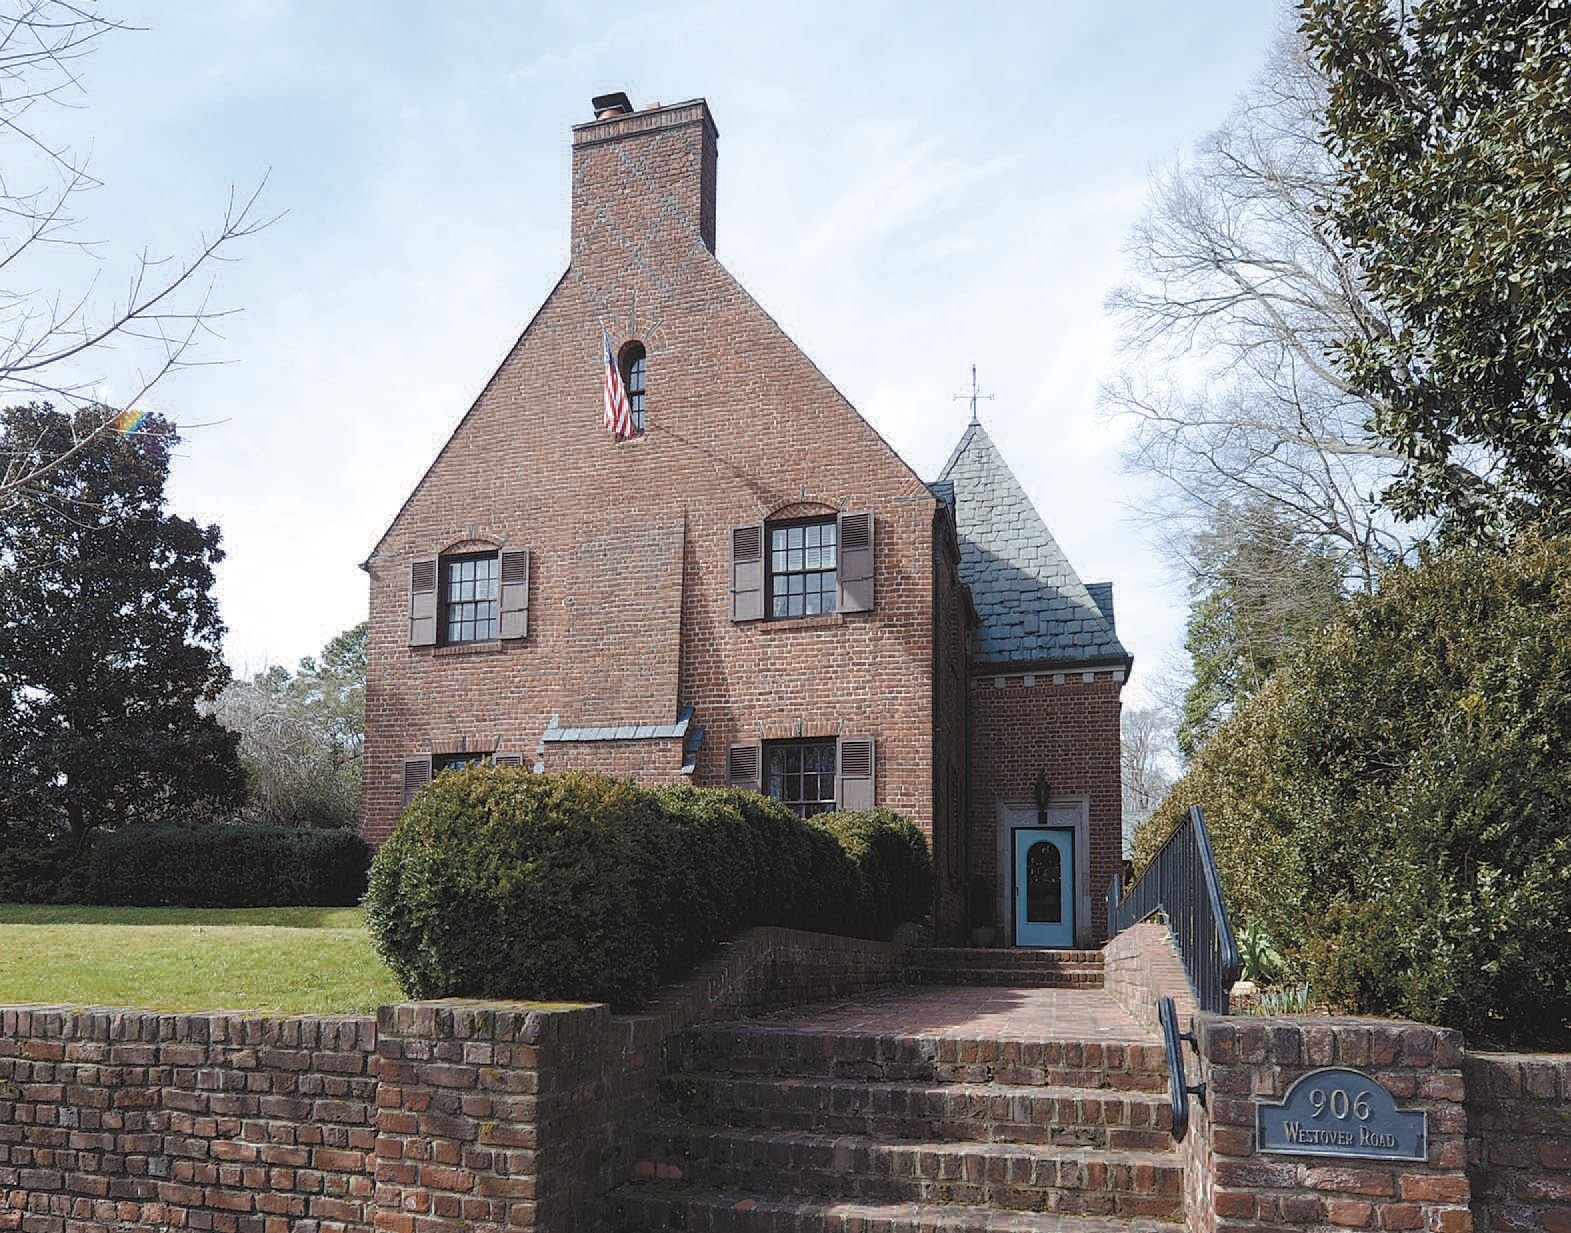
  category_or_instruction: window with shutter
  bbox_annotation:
[498,549,530,639]
[726,742,762,792]
[837,737,876,810]
[764,739,837,817]
[837,511,874,613]
[730,525,764,622]
[409,559,438,645]
[401,756,432,807]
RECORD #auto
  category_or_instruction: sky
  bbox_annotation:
[26,1,1285,702]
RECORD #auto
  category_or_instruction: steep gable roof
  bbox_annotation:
[938,421,1129,669]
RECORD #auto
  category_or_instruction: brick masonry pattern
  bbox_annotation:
[0,928,902,1233]
[1463,1052,1571,1233]
[1102,920,1199,1032]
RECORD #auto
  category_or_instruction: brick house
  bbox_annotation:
[360,93,1132,945]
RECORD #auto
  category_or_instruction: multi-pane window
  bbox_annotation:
[766,739,837,818]
[433,752,492,775]
[620,341,646,434]
[441,553,499,644]
[768,518,837,619]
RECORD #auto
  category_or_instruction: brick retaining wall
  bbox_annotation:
[1111,920,1569,1233]
[0,1006,378,1232]
[0,928,903,1233]
[1464,1051,1571,1233]
[1183,1016,1473,1233]
[1103,919,1198,1031]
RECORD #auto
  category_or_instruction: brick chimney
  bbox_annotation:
[571,93,719,258]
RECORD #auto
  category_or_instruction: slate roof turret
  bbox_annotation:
[937,421,1130,669]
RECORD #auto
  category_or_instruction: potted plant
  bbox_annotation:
[968,876,998,948]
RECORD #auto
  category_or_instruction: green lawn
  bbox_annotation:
[0,904,404,1015]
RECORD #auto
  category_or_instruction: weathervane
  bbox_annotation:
[954,364,994,425]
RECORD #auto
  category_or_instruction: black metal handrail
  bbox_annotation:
[1107,804,1241,1014]
[1158,995,1205,1141]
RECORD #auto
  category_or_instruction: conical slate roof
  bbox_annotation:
[937,422,1129,669]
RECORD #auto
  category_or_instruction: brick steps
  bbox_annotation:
[616,1187,1180,1232]
[919,949,1105,965]
[615,985,1181,1233]
[912,968,1106,988]
[674,1026,1168,1093]
[658,1072,1173,1150]
[629,1125,1182,1218]
[907,949,1106,990]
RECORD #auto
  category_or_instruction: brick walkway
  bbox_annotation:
[743,984,1158,1044]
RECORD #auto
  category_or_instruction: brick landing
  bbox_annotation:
[749,983,1156,1044]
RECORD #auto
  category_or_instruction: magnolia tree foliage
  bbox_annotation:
[1304,0,1571,536]
[0,403,243,837]
[214,624,367,828]
[1139,536,1571,1040]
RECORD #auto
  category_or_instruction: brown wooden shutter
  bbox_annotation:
[837,737,876,810]
[409,559,438,645]
[838,512,874,613]
[730,525,765,622]
[493,752,524,768]
[498,549,530,639]
[401,756,432,808]
[726,742,762,793]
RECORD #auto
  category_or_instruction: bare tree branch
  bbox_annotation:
[1104,24,1433,593]
[0,2,274,512]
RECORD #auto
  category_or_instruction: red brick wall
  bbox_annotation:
[1184,1017,1474,1233]
[0,929,903,1233]
[1103,919,1198,1032]
[360,98,943,855]
[1464,1052,1571,1233]
[0,1006,377,1233]
[967,669,1125,942]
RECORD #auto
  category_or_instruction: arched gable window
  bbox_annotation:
[619,341,647,433]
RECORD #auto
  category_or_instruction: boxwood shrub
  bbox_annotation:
[365,770,934,1010]
[89,823,370,907]
[1138,535,1571,1041]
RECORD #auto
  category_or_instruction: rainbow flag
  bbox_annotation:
[114,409,150,437]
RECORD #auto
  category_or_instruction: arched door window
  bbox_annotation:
[1025,839,1063,923]
[619,341,646,433]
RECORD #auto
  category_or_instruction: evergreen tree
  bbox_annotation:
[0,404,242,838]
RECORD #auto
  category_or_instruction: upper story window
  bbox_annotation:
[442,553,499,644]
[409,548,531,647]
[620,341,646,434]
[769,518,837,618]
[729,511,873,623]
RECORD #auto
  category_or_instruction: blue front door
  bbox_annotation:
[1013,828,1074,948]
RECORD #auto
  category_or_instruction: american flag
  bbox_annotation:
[602,331,633,440]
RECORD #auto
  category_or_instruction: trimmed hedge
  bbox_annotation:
[0,831,87,904]
[364,771,933,1010]
[1139,535,1571,1040]
[88,824,370,907]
